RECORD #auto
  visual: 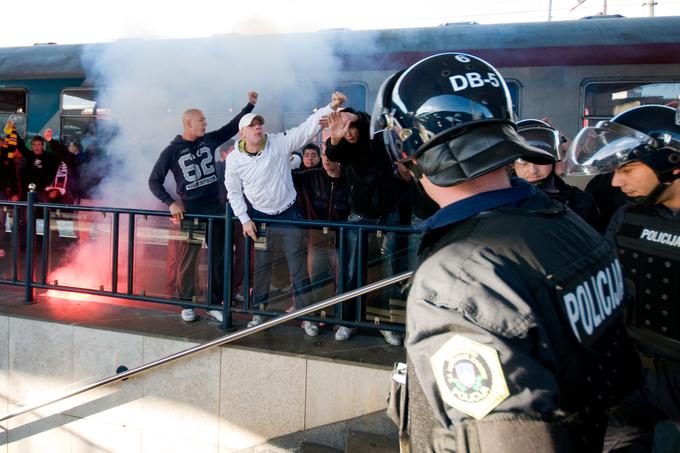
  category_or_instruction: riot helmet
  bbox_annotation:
[565,105,680,181]
[371,52,553,186]
[516,119,562,162]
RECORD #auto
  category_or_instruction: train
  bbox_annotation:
[1,15,680,149]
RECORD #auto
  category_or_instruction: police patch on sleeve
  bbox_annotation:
[430,335,509,420]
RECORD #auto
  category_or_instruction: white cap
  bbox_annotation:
[238,113,264,130]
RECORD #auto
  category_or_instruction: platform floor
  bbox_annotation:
[0,285,405,369]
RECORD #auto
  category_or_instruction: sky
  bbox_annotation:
[3,0,680,47]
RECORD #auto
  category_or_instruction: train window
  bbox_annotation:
[61,89,110,116]
[283,82,367,129]
[0,89,27,137]
[284,82,367,115]
[583,81,680,126]
[60,89,111,145]
[505,80,521,118]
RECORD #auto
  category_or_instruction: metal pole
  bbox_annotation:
[111,212,119,293]
[336,227,345,320]
[355,227,365,322]
[24,184,36,303]
[548,0,553,21]
[127,214,135,295]
[40,207,50,284]
[223,204,234,329]
[206,218,214,306]
[0,270,413,424]
[243,236,252,309]
[11,205,19,281]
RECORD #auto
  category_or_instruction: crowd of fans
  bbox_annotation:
[0,119,103,206]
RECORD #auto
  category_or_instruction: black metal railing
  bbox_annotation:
[0,189,418,333]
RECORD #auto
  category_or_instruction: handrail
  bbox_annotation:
[0,270,414,423]
[5,199,417,233]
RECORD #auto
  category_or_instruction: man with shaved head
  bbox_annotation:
[149,91,257,322]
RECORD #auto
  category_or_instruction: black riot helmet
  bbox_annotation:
[565,105,680,182]
[565,105,680,206]
[371,52,553,186]
[516,119,561,162]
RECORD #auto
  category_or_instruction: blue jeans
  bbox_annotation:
[342,210,401,322]
[251,205,312,309]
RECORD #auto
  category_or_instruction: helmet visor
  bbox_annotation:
[564,121,656,176]
[370,78,390,138]
[516,126,560,161]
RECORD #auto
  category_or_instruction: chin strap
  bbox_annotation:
[631,182,673,208]
[631,166,680,208]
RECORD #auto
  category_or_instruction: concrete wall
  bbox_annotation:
[0,316,391,452]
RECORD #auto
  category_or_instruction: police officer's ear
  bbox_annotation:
[673,168,680,176]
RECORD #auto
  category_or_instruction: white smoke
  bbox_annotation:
[80,27,344,209]
[48,25,353,294]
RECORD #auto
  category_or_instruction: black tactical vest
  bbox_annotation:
[616,209,680,370]
[408,203,640,452]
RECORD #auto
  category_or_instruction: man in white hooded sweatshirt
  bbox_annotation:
[225,91,346,336]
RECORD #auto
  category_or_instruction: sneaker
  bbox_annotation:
[334,326,353,341]
[302,321,319,337]
[247,314,265,328]
[207,309,224,323]
[380,330,403,346]
[232,293,244,303]
[181,308,197,322]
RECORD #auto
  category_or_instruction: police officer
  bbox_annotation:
[564,105,680,450]
[371,53,641,452]
[514,119,600,227]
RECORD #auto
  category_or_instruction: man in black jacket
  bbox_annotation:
[326,108,405,344]
[149,91,257,322]
[15,135,59,198]
[293,150,351,323]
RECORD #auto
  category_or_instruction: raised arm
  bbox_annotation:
[205,91,258,146]
[276,91,346,155]
[13,133,32,159]
[324,110,358,164]
[43,129,76,168]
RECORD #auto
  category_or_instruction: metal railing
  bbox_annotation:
[0,190,418,333]
[0,270,413,423]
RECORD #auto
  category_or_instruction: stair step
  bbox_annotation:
[300,441,343,453]
[345,429,399,453]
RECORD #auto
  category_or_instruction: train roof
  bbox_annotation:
[1,16,679,79]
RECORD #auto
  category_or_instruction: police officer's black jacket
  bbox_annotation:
[406,180,641,452]
[538,174,600,229]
